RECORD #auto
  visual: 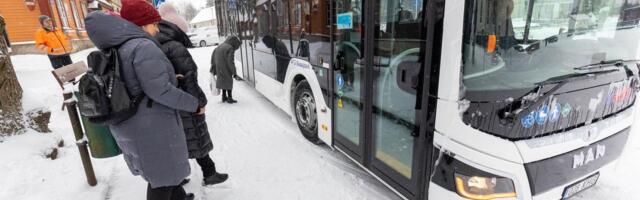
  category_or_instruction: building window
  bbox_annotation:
[54,0,70,29]
[69,0,84,29]
[80,1,89,19]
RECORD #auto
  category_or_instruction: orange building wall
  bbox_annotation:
[0,0,44,43]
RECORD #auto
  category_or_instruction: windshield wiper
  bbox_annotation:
[498,69,619,122]
[536,69,618,85]
[574,59,640,71]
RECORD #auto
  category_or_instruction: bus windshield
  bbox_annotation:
[462,0,640,97]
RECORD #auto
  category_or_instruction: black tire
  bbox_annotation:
[294,80,321,144]
[200,41,207,47]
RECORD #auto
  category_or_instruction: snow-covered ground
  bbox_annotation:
[0,46,638,200]
[0,47,398,200]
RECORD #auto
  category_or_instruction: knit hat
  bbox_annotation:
[120,0,161,26]
[158,3,189,33]
[38,15,53,31]
[38,15,51,26]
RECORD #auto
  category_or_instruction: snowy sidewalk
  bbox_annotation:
[1,46,638,200]
[0,47,398,200]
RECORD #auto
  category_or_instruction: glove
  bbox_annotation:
[233,74,244,81]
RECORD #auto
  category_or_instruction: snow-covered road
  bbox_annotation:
[0,46,638,200]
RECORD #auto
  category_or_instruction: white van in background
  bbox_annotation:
[188,27,221,47]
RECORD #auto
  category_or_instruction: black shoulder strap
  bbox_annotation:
[110,38,150,108]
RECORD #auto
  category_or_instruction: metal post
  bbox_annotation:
[63,89,97,186]
[523,0,536,44]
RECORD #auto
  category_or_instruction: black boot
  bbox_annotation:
[221,90,228,103]
[226,90,237,104]
[203,172,229,186]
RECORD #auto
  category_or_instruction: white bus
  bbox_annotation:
[214,0,640,199]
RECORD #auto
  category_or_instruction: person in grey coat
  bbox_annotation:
[85,8,202,200]
[210,36,242,103]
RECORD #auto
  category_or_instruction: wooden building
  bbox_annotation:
[0,0,119,54]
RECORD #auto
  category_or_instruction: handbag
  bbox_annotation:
[209,74,221,96]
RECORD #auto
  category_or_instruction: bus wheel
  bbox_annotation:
[294,80,320,144]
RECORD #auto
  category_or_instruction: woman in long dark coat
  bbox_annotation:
[86,9,199,200]
[155,17,228,185]
[211,36,242,103]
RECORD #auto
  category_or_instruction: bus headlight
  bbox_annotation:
[454,173,516,200]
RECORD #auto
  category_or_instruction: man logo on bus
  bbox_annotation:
[573,144,606,169]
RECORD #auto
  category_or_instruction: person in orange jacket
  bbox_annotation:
[35,15,73,69]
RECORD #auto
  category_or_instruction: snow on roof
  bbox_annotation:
[190,7,216,24]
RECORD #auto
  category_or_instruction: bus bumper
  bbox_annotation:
[430,126,630,200]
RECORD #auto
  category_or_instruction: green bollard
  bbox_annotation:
[74,92,121,158]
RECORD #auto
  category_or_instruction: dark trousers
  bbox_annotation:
[196,155,217,177]
[47,54,73,69]
[222,89,233,100]
[146,183,186,200]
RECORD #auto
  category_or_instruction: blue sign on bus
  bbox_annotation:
[337,12,353,30]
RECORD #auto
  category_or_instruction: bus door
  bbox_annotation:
[333,0,366,161]
[229,7,247,80]
[333,0,432,198]
[241,5,256,86]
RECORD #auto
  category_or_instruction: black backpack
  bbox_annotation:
[77,48,144,125]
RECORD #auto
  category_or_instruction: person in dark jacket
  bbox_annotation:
[85,1,203,200]
[155,18,228,186]
[211,36,242,103]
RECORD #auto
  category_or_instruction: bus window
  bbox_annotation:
[275,0,293,54]
[251,0,292,83]
[292,0,312,59]
[254,1,272,53]
[253,0,279,80]
[263,35,292,82]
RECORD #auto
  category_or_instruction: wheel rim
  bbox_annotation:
[296,91,317,133]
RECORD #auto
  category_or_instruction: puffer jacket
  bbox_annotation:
[156,20,213,159]
[34,28,72,55]
[85,12,199,188]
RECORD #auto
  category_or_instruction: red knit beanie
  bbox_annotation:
[120,0,161,26]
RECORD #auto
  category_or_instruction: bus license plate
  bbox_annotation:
[562,173,599,199]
